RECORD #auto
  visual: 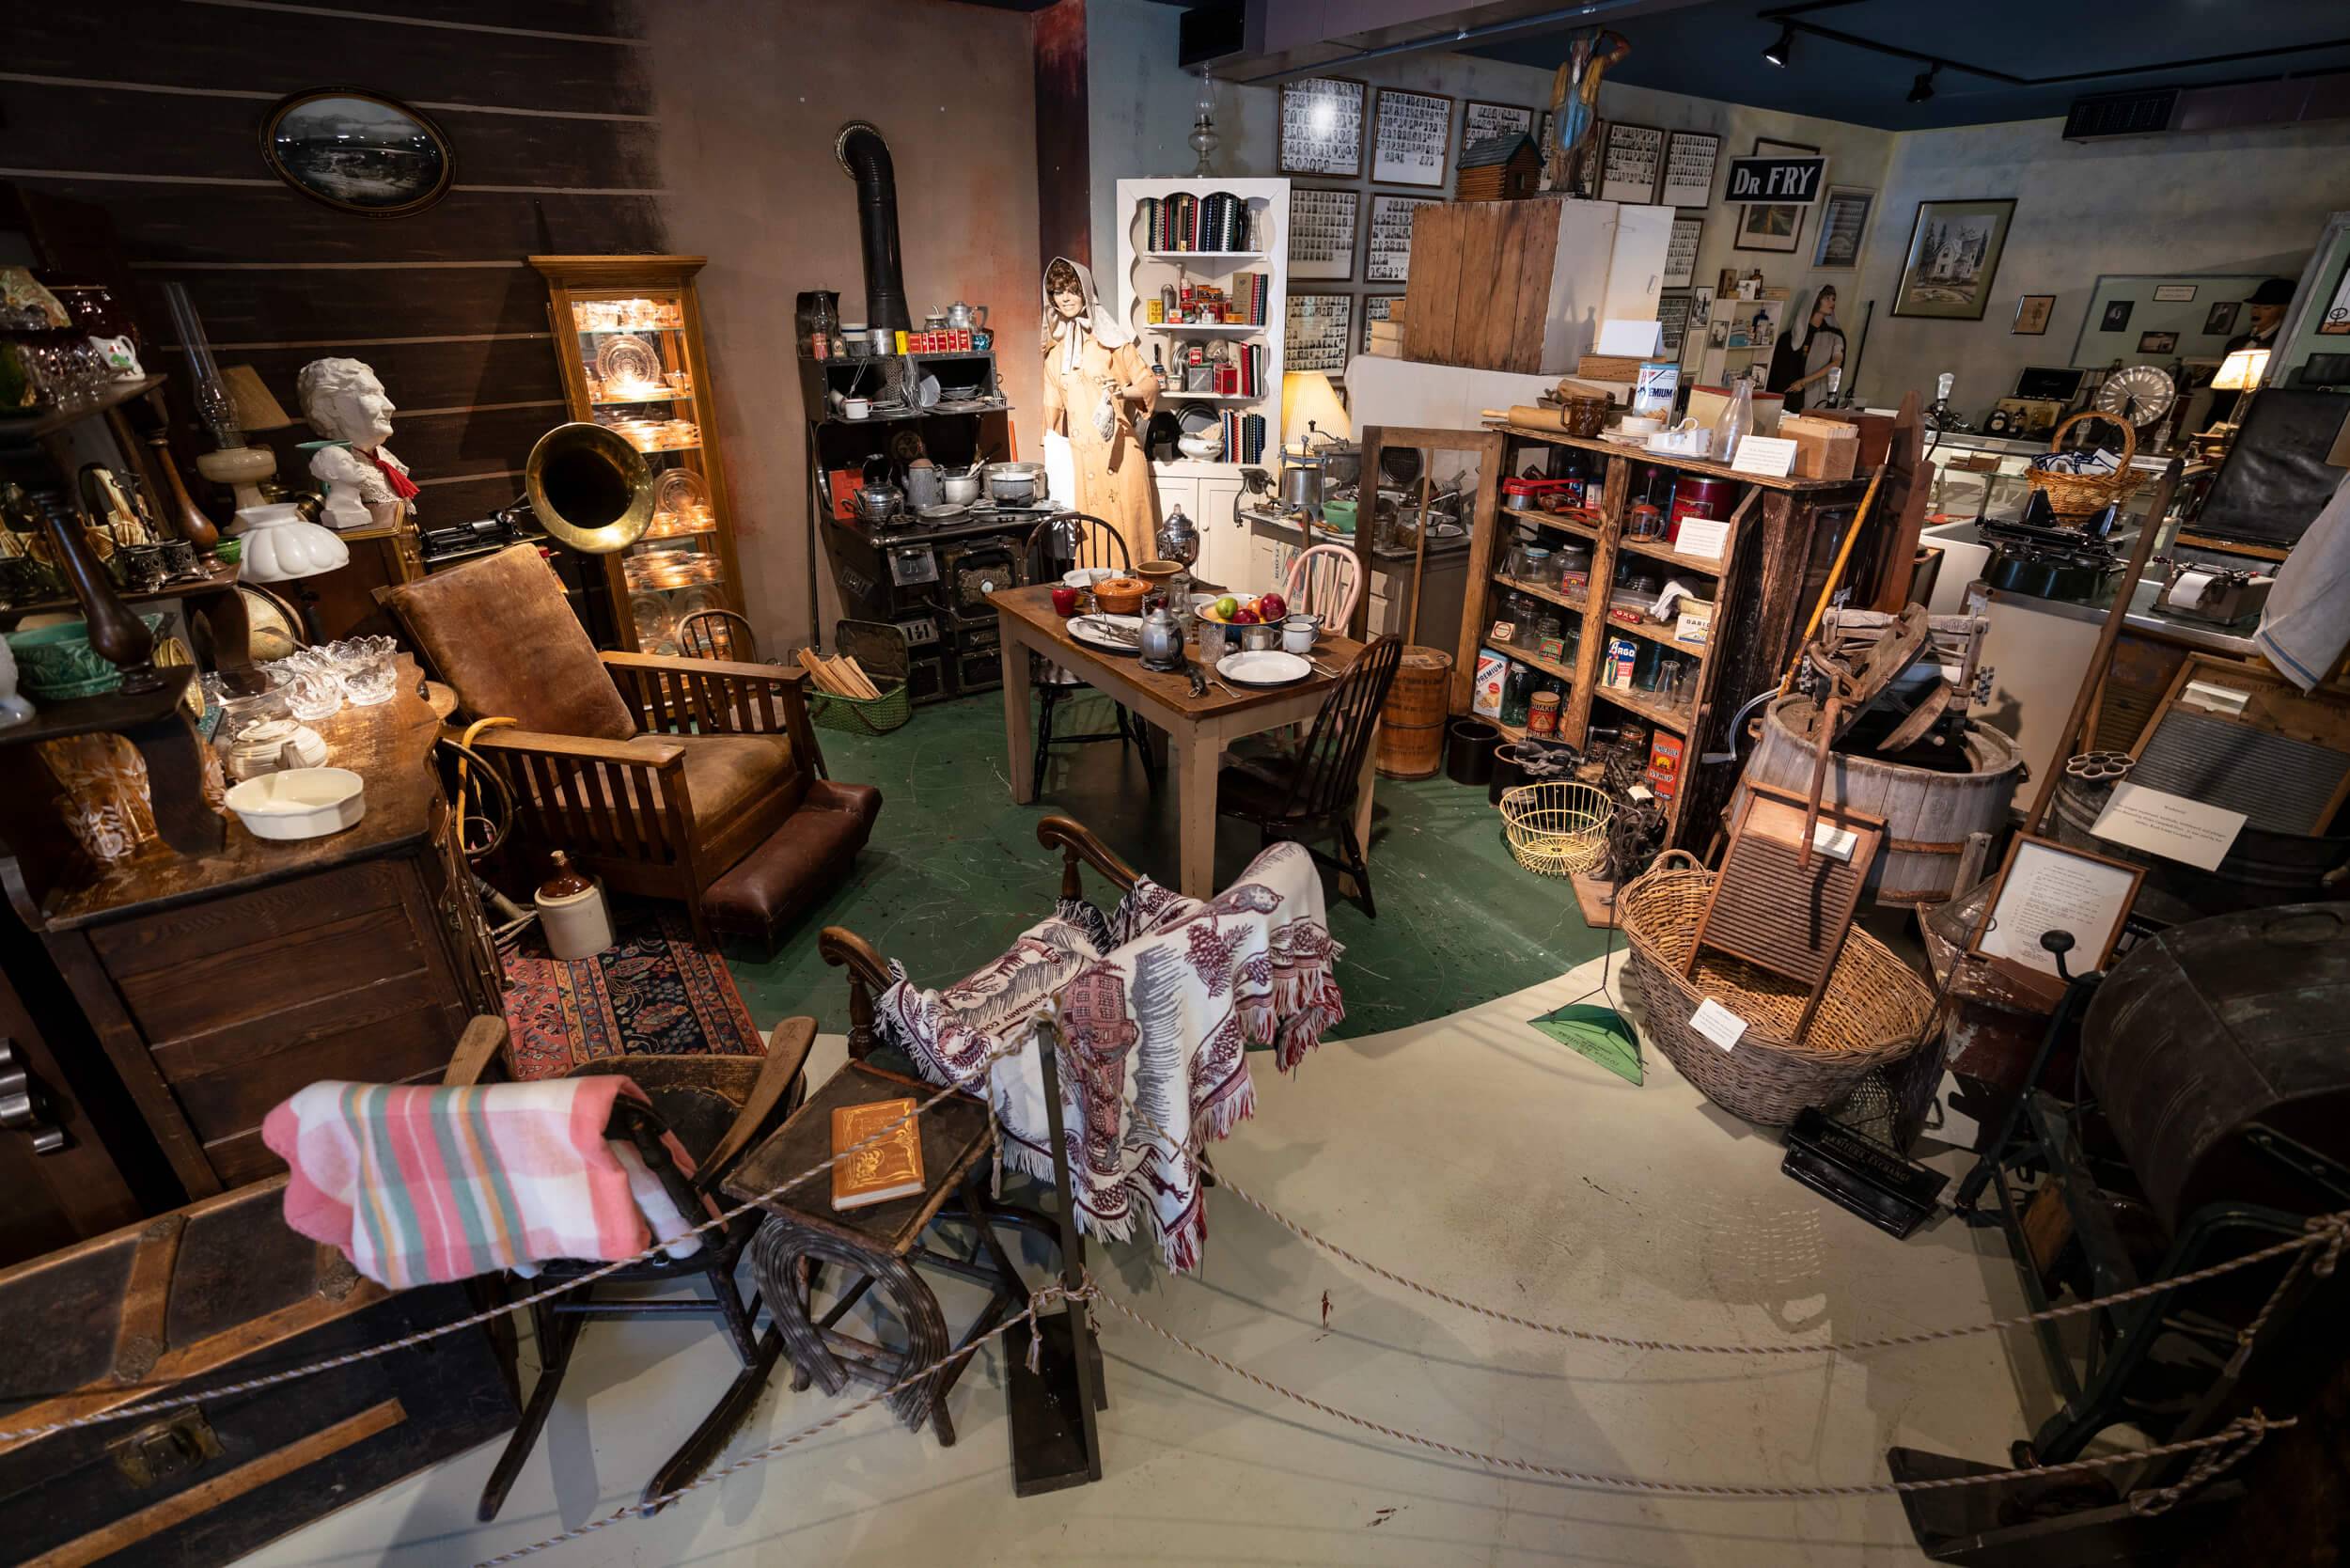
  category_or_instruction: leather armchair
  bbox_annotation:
[380,544,873,943]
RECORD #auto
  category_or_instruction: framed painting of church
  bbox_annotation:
[1891,197,2016,321]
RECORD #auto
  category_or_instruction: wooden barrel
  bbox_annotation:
[1375,646,1453,779]
[1737,695,2025,906]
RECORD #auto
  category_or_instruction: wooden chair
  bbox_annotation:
[1022,514,1154,783]
[1215,636,1402,917]
[678,607,759,663]
[379,544,877,943]
[1282,542,1364,629]
[443,1013,816,1520]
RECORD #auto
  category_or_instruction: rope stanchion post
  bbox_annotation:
[1015,1002,1105,1486]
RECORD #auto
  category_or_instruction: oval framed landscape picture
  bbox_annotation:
[261,89,453,217]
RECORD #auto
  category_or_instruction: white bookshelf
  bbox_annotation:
[1116,176,1292,490]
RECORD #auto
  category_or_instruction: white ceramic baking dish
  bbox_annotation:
[224,766,367,840]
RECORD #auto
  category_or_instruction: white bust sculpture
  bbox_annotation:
[0,635,33,728]
[297,356,414,530]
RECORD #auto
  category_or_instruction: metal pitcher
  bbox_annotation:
[1136,603,1186,671]
[945,300,989,332]
[1277,438,1324,511]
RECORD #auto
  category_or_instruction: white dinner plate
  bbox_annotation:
[1217,650,1313,686]
[1067,614,1143,655]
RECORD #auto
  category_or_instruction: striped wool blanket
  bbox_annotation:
[874,839,1343,1272]
[262,1076,704,1289]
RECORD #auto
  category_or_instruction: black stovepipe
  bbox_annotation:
[835,121,910,333]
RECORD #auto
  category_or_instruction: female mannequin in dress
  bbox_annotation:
[1038,256,1159,562]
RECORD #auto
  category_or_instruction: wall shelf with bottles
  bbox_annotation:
[1458,426,1871,848]
[530,254,743,655]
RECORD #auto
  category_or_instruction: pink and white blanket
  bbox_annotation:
[262,1076,704,1289]
[874,839,1343,1271]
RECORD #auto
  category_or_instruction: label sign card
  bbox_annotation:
[1730,434,1799,478]
[1724,155,1829,205]
[1689,997,1747,1051]
[2092,782,2248,871]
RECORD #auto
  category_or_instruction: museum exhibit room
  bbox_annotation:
[8,1,2350,1563]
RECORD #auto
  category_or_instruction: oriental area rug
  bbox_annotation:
[501,897,764,1080]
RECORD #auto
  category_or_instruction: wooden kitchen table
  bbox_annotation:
[989,584,1378,901]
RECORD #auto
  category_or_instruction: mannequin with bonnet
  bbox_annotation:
[1039,256,1159,562]
[297,357,417,531]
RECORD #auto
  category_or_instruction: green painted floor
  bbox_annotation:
[727,689,1609,1037]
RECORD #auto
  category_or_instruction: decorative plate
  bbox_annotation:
[653,466,709,520]
[596,334,661,389]
[1066,614,1143,655]
[629,592,669,637]
[1218,650,1313,686]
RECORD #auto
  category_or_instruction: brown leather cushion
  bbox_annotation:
[380,543,636,740]
[661,732,802,831]
[1218,753,1308,821]
[702,781,884,946]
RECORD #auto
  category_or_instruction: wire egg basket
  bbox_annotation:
[1499,780,1613,877]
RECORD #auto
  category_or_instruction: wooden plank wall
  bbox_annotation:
[6,0,667,526]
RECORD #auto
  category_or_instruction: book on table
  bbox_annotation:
[831,1097,926,1210]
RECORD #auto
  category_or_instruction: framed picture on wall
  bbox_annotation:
[1289,189,1359,280]
[2202,300,2241,337]
[1367,195,1437,283]
[1655,291,1693,355]
[2013,294,2055,335]
[1891,197,2017,320]
[1734,136,1814,254]
[2101,298,2134,332]
[1664,215,1702,289]
[1371,87,1453,187]
[1463,101,1534,154]
[1279,78,1367,178]
[2153,283,2199,303]
[1362,293,1403,353]
[2321,259,2350,335]
[1811,186,1874,270]
[261,88,454,216]
[1599,122,1664,204]
[1660,130,1720,207]
[1285,292,1355,373]
[2138,330,2179,353]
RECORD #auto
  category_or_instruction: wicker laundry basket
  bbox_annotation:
[1618,852,1938,1124]
[2026,411,2144,519]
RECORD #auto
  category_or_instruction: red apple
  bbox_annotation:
[1258,592,1288,621]
[1231,606,1261,624]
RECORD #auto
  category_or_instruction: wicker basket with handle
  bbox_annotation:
[2025,410,2144,519]
[1618,851,1938,1125]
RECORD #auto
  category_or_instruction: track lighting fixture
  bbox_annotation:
[1907,62,1939,103]
[1762,24,1794,68]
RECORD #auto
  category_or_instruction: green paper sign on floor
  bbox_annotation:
[1529,1002,1642,1086]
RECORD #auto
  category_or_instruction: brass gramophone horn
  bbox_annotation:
[524,421,654,554]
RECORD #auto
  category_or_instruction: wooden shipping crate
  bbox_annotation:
[0,1176,516,1566]
[1403,197,1670,375]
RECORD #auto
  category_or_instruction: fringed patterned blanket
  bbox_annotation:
[874,840,1343,1271]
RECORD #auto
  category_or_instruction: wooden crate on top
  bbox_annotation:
[1402,196,1670,376]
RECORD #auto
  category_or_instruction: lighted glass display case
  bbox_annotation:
[529,255,743,652]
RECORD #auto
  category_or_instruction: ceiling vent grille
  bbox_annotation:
[2063,88,2180,140]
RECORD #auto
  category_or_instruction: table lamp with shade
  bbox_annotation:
[1280,369,1352,450]
[2201,346,2271,456]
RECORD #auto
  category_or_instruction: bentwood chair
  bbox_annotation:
[442,1013,816,1520]
[1281,543,1364,630]
[1215,635,1402,917]
[1022,513,1155,782]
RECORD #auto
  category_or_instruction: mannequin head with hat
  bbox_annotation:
[2245,277,2295,344]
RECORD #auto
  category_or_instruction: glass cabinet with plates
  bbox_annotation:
[529,255,743,652]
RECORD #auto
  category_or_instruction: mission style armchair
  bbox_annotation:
[381,544,880,946]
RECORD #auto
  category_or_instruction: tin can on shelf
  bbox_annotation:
[1603,635,1638,690]
[1528,688,1561,737]
[1667,477,1738,543]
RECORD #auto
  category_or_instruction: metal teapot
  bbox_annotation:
[945,300,989,332]
[1136,601,1187,671]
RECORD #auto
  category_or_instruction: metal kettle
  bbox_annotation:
[1156,503,1199,568]
[1136,602,1186,671]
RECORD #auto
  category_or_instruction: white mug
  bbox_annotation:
[1281,613,1321,654]
[842,397,870,420]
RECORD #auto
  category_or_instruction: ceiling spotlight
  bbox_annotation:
[1907,62,1939,103]
[1762,24,1794,68]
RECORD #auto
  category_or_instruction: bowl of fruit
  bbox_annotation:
[1194,590,1287,656]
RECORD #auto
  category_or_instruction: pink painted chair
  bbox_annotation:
[1282,543,1363,630]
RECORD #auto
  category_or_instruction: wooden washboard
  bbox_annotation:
[1685,783,1886,1040]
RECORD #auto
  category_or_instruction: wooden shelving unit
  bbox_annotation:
[1456,424,1872,847]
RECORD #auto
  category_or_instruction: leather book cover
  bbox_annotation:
[831,1098,925,1211]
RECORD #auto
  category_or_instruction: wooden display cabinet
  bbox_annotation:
[1459,423,1872,848]
[530,255,744,652]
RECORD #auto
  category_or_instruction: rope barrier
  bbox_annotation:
[0,1036,1026,1444]
[467,1281,1102,1566]
[1090,1278,2291,1503]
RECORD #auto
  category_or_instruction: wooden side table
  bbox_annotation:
[725,1058,1104,1491]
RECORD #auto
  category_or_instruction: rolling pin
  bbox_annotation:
[1483,405,1576,431]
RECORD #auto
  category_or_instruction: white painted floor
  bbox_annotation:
[246,950,2060,1568]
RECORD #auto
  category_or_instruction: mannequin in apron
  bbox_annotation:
[1038,256,1160,562]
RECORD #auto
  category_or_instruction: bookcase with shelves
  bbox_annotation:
[1456,424,1871,848]
[1115,178,1291,517]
